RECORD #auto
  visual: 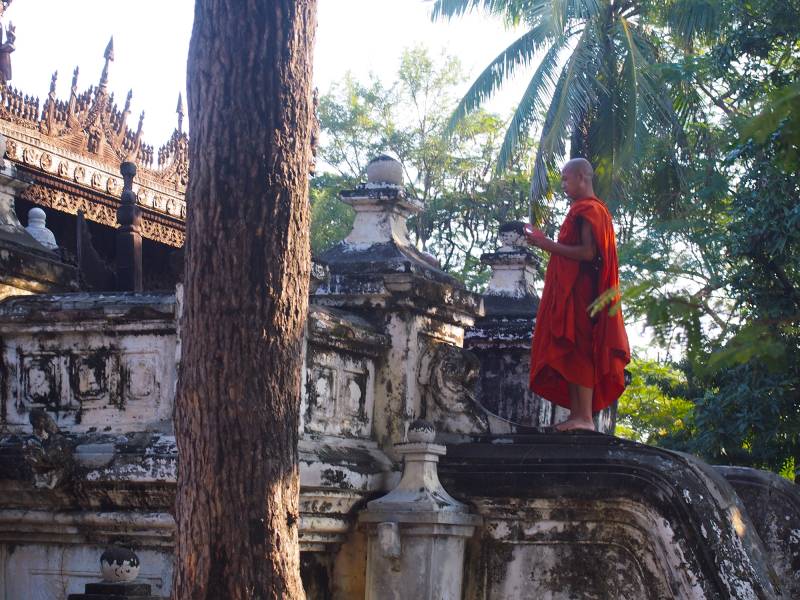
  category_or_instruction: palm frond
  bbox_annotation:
[663,0,721,46]
[444,18,559,136]
[431,0,549,23]
[617,17,644,166]
[495,33,573,173]
[530,25,599,201]
[627,25,684,138]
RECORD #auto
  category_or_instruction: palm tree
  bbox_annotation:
[433,0,719,214]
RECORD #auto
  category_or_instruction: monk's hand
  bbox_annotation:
[524,224,548,248]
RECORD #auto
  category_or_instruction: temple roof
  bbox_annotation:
[0,38,187,247]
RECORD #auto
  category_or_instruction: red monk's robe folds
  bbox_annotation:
[529,197,630,412]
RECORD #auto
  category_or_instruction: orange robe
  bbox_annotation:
[529,197,630,412]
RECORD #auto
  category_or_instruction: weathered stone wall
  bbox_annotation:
[440,434,783,600]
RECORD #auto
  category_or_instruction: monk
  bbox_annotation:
[525,158,630,431]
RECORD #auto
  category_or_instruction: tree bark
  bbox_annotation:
[173,1,316,598]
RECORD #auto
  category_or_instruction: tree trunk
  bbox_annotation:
[173,1,316,598]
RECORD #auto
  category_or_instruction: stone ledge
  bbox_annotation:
[439,432,781,600]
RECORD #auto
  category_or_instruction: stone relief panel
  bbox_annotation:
[303,347,373,438]
[122,352,159,403]
[18,353,64,411]
[417,338,489,435]
[2,330,176,433]
[68,351,121,406]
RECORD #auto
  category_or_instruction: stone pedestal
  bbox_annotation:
[68,581,162,600]
[359,425,480,600]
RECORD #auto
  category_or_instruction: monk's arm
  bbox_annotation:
[527,219,596,261]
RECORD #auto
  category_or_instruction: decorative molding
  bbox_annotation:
[20,181,185,248]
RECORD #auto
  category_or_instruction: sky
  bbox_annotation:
[7,0,531,147]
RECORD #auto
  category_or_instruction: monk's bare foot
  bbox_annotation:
[554,418,595,432]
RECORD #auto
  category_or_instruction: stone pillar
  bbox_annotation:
[359,421,479,600]
[315,155,484,448]
[466,221,555,426]
[116,161,142,292]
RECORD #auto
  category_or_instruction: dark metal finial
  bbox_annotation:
[120,162,136,205]
[116,160,142,292]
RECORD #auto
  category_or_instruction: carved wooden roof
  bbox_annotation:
[0,38,187,247]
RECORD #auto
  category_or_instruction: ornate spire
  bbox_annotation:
[44,70,57,133]
[176,93,184,133]
[99,37,113,89]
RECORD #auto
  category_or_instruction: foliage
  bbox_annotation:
[313,47,535,288]
[430,0,710,217]
[310,173,355,255]
[616,358,696,447]
[617,0,800,475]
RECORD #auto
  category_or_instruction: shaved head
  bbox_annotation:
[563,158,594,179]
[560,158,596,201]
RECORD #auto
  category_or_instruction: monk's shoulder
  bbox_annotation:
[572,198,610,223]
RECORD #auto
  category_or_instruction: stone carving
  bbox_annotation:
[497,220,528,251]
[22,409,74,489]
[305,355,371,438]
[418,340,489,435]
[122,353,157,401]
[20,353,61,408]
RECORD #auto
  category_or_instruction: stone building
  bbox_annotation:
[0,22,797,600]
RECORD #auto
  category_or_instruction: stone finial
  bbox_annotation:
[482,221,539,299]
[366,154,403,187]
[338,154,421,250]
[68,546,153,599]
[497,221,528,252]
[25,207,58,249]
[359,423,480,599]
[407,419,436,443]
[100,547,140,583]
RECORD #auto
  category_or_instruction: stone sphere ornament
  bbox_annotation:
[366,154,403,186]
[100,546,140,582]
[407,419,436,443]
